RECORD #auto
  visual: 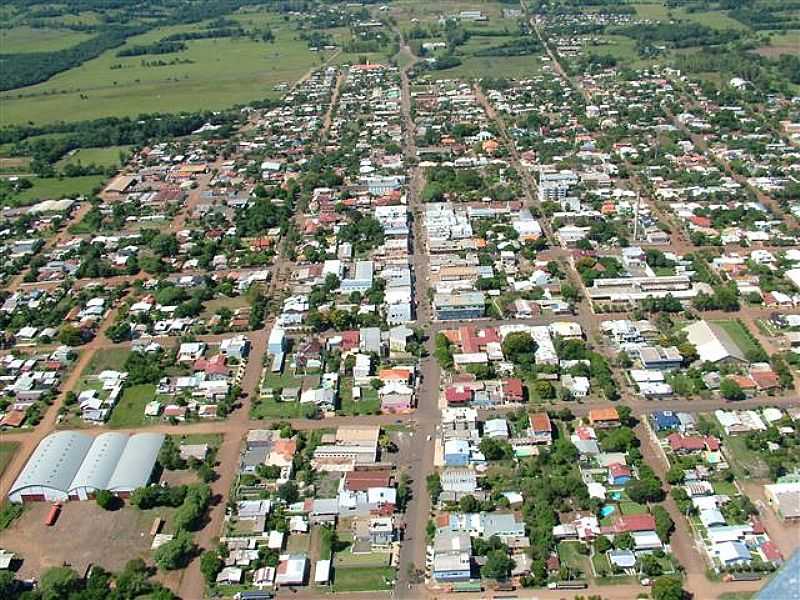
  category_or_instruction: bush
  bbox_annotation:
[95,489,116,510]
[154,530,195,570]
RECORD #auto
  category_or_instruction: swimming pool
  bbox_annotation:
[610,491,623,501]
[600,505,616,518]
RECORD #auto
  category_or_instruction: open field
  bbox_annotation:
[756,30,800,57]
[723,434,769,480]
[108,384,156,428]
[331,566,394,592]
[8,175,106,206]
[712,320,763,357]
[0,26,93,52]
[55,145,131,169]
[0,442,19,478]
[0,501,175,578]
[85,347,130,374]
[0,13,329,126]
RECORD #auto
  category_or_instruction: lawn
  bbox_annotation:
[619,501,648,516]
[55,146,131,169]
[712,480,738,496]
[1,13,331,126]
[558,541,591,578]
[339,377,381,416]
[108,384,156,428]
[6,175,106,206]
[331,566,394,593]
[723,434,769,479]
[334,550,391,568]
[0,442,19,478]
[286,533,310,554]
[85,347,130,375]
[250,397,305,419]
[711,320,763,358]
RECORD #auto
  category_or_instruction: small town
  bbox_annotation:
[0,1,799,599]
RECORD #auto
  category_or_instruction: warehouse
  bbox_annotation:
[106,433,165,497]
[67,432,129,501]
[8,431,165,503]
[8,431,93,503]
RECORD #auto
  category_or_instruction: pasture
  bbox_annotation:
[0,13,329,126]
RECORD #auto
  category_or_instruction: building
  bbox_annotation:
[9,431,164,503]
[275,554,308,585]
[432,531,472,583]
[434,292,485,321]
[638,346,683,371]
[764,482,800,521]
[683,321,746,365]
[589,407,620,428]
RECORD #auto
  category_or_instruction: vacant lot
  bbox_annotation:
[712,320,763,357]
[108,384,156,428]
[0,442,19,478]
[1,13,328,126]
[56,146,131,169]
[723,434,769,480]
[0,501,173,578]
[85,346,130,374]
[7,175,106,206]
[331,565,394,592]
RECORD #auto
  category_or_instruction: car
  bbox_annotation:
[426,434,432,441]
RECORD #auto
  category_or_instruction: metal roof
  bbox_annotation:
[10,431,93,496]
[68,432,129,494]
[106,433,164,492]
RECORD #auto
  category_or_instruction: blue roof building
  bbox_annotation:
[652,410,681,431]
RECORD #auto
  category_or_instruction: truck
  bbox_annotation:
[44,503,62,526]
[548,581,588,590]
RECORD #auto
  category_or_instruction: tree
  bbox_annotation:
[58,325,84,346]
[720,377,745,401]
[459,495,479,513]
[652,505,674,542]
[615,532,634,550]
[534,380,555,399]
[200,550,223,583]
[479,437,513,461]
[640,553,663,577]
[0,571,16,599]
[625,476,664,503]
[600,427,637,452]
[278,481,299,504]
[666,465,685,485]
[652,576,685,600]
[426,473,442,502]
[594,535,612,553]
[39,567,80,600]
[501,332,537,365]
[154,530,195,570]
[95,489,116,510]
[481,549,515,580]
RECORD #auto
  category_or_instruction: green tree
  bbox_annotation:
[652,505,674,542]
[278,481,299,504]
[652,576,685,600]
[481,549,515,580]
[534,380,555,399]
[200,550,223,583]
[39,567,80,600]
[153,530,195,570]
[720,377,745,401]
[95,489,116,510]
[479,437,513,461]
[501,332,537,365]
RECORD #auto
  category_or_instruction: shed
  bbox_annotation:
[105,433,165,496]
[67,432,129,500]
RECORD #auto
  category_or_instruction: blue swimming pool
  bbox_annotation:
[600,505,616,518]
[610,491,623,501]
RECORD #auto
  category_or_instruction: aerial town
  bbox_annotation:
[0,0,799,599]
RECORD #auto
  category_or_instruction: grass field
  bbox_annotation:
[331,566,394,593]
[1,13,329,126]
[0,26,93,52]
[632,3,669,20]
[108,384,156,428]
[558,541,591,577]
[339,378,381,416]
[0,443,19,478]
[712,320,763,357]
[8,175,106,206]
[85,347,130,375]
[619,501,648,515]
[723,434,769,480]
[55,146,131,169]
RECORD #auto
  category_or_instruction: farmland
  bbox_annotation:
[0,12,330,126]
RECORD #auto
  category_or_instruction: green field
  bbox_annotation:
[55,146,131,169]
[711,320,763,358]
[109,384,156,428]
[722,434,769,480]
[0,443,19,478]
[331,566,394,593]
[339,378,381,416]
[632,3,669,20]
[8,175,106,205]
[619,501,648,515]
[85,347,130,374]
[0,26,93,52]
[0,13,329,126]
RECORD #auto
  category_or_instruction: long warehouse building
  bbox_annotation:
[8,430,165,503]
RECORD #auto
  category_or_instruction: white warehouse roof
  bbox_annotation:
[106,433,165,493]
[67,432,129,497]
[9,431,93,502]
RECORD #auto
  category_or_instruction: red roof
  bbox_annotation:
[705,436,720,451]
[445,386,473,404]
[0,410,26,427]
[344,468,392,492]
[610,514,656,533]
[690,215,712,228]
[503,378,524,400]
[529,412,552,433]
[609,463,632,477]
[760,541,783,562]
[667,433,707,452]
[749,369,779,390]
[340,330,360,351]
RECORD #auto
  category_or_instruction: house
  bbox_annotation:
[177,342,206,362]
[444,439,471,466]
[502,378,524,403]
[432,531,472,583]
[589,407,620,428]
[562,375,590,398]
[608,463,632,486]
[716,541,751,565]
[602,514,657,535]
[275,554,308,585]
[638,346,683,370]
[528,412,552,444]
[652,411,681,431]
[764,482,800,521]
[608,549,636,569]
[434,292,485,321]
